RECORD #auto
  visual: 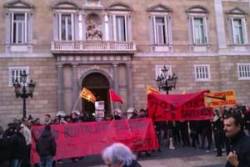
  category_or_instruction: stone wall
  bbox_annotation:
[0,57,57,127]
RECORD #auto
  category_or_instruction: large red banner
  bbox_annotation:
[31,118,159,164]
[148,91,214,121]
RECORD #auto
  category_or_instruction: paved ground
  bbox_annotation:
[57,147,226,167]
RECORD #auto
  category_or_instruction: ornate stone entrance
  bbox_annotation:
[82,72,111,116]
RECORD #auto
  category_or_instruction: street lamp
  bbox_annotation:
[13,70,36,119]
[156,65,178,94]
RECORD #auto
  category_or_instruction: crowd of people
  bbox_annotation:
[0,104,250,167]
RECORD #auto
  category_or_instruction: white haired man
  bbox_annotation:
[102,143,141,167]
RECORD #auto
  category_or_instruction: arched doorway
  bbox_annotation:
[82,72,111,118]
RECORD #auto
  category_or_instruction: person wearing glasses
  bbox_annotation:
[102,143,141,167]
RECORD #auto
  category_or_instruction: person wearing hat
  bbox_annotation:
[114,109,123,120]
[71,110,81,123]
[127,108,138,119]
[44,114,52,125]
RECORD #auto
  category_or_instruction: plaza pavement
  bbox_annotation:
[58,147,226,167]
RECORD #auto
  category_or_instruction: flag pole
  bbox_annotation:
[109,89,115,120]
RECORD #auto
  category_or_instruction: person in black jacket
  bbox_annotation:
[9,125,26,167]
[213,112,224,157]
[102,143,141,167]
[36,125,56,167]
[224,111,250,167]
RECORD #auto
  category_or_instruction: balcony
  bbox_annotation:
[51,40,136,54]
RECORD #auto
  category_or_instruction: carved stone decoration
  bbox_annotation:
[86,0,101,6]
[86,13,103,40]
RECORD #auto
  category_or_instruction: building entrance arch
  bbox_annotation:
[82,72,111,119]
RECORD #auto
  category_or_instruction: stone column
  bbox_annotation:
[126,63,133,108]
[57,64,64,112]
[112,64,119,109]
[72,64,79,111]
[113,64,119,92]
[214,0,227,49]
[104,14,109,41]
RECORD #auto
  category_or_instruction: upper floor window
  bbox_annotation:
[193,17,207,45]
[148,5,172,46]
[108,4,132,42]
[227,8,248,45]
[53,2,80,41]
[238,63,250,80]
[116,15,126,42]
[4,1,33,45]
[60,14,74,41]
[187,6,209,45]
[8,66,30,86]
[194,64,211,81]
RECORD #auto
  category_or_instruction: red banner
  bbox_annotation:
[148,91,214,121]
[31,118,159,164]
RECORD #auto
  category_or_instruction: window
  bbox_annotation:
[238,63,250,80]
[12,13,25,44]
[194,65,210,81]
[8,12,32,44]
[153,16,168,45]
[187,6,209,46]
[148,5,172,46]
[227,8,248,45]
[232,18,247,45]
[116,16,126,42]
[4,1,33,46]
[109,15,130,42]
[8,67,29,86]
[193,17,207,45]
[155,65,172,79]
[52,2,79,41]
[60,14,74,41]
[108,4,132,42]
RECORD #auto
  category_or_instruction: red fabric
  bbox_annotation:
[31,118,158,164]
[148,90,214,121]
[109,89,123,103]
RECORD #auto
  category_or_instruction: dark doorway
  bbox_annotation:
[82,72,110,118]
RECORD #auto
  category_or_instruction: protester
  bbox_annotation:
[0,126,12,165]
[199,120,213,151]
[114,108,123,120]
[20,121,32,167]
[9,125,26,167]
[102,143,141,167]
[244,110,250,135]
[213,110,224,156]
[36,125,56,167]
[224,111,250,167]
[44,114,52,125]
[179,120,190,147]
[127,108,138,119]
[189,120,200,148]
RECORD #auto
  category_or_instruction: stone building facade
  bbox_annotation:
[0,0,250,126]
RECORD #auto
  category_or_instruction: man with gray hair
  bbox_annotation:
[102,143,141,167]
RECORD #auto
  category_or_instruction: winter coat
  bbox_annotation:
[123,160,142,167]
[225,131,250,167]
[0,137,12,163]
[10,132,26,159]
[36,129,56,157]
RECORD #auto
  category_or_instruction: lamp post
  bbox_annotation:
[156,65,178,94]
[13,70,36,119]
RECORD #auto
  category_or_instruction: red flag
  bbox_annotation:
[109,89,123,104]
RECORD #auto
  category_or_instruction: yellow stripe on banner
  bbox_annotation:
[147,85,160,94]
